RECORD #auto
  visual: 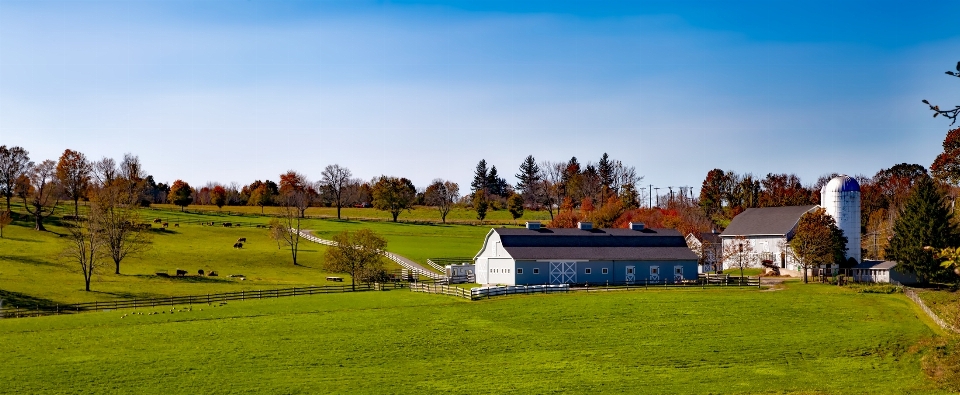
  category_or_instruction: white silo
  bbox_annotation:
[820,175,861,263]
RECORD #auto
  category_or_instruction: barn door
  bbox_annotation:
[674,265,684,282]
[625,266,635,285]
[550,262,577,284]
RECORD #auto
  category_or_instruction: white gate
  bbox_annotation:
[625,266,635,285]
[550,262,577,285]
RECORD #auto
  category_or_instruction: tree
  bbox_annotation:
[931,128,960,185]
[92,183,152,274]
[473,190,488,222]
[788,208,848,283]
[507,193,524,221]
[55,149,92,218]
[424,179,459,223]
[0,145,31,213]
[210,185,227,210]
[22,160,60,231]
[723,235,756,279]
[922,61,960,126]
[371,176,416,222]
[119,153,148,205]
[549,197,580,228]
[271,205,303,265]
[699,169,728,219]
[92,157,118,187]
[597,153,614,202]
[167,180,193,212]
[886,175,960,283]
[321,164,353,220]
[247,181,275,214]
[0,211,11,237]
[486,165,509,197]
[62,214,105,292]
[471,159,488,194]
[515,155,541,204]
[323,229,387,291]
[279,171,316,218]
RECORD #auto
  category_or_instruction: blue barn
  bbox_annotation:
[474,222,699,286]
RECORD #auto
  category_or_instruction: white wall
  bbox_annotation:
[721,236,803,271]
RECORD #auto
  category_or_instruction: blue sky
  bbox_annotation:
[1,0,958,196]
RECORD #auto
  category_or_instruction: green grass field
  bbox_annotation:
[0,283,951,394]
[0,206,488,305]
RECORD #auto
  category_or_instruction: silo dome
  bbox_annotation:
[820,175,861,263]
[822,175,860,193]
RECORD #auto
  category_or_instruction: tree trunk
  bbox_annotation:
[115,260,121,275]
[392,212,399,222]
[337,205,341,220]
[74,198,80,218]
[34,212,46,231]
[351,270,356,292]
[4,195,10,213]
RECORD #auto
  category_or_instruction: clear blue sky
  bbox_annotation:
[1,0,958,195]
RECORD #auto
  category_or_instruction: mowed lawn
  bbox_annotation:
[0,284,950,394]
[0,210,487,305]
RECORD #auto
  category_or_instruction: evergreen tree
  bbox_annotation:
[471,159,488,194]
[597,153,614,197]
[473,190,488,222]
[886,175,960,283]
[487,165,508,197]
[515,155,541,197]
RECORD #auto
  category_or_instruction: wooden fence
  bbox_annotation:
[410,277,762,301]
[0,283,403,319]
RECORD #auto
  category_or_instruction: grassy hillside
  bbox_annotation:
[0,208,488,305]
[0,284,949,394]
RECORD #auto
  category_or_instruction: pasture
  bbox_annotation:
[0,206,487,305]
[0,284,951,394]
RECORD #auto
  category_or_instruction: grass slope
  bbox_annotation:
[0,284,948,394]
[0,208,487,305]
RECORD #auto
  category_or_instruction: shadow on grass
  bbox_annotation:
[0,254,58,267]
[0,236,42,243]
[0,289,65,310]
[89,290,167,299]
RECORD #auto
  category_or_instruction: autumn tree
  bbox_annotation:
[321,164,352,219]
[550,197,580,228]
[22,160,60,231]
[271,205,303,265]
[211,185,227,210]
[93,182,152,275]
[279,171,316,218]
[788,208,848,283]
[167,180,193,212]
[371,176,416,222]
[323,229,387,291]
[0,145,31,213]
[246,180,276,214]
[723,235,756,279]
[541,161,565,220]
[507,193,524,221]
[922,61,960,126]
[62,214,105,292]
[424,179,459,223]
[886,175,960,283]
[931,127,960,185]
[699,169,728,219]
[55,149,92,218]
[473,190,488,222]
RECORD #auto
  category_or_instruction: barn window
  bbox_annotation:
[650,267,659,275]
[675,267,682,275]
[602,268,608,274]
[585,268,592,274]
[533,268,540,274]
[627,267,634,274]
[517,268,523,274]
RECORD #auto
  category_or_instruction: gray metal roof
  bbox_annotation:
[720,205,818,237]
[855,260,898,270]
[492,227,697,261]
[506,246,698,261]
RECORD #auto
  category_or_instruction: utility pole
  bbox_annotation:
[648,184,653,208]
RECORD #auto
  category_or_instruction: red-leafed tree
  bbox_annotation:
[932,127,960,186]
[167,180,193,212]
[279,171,316,218]
[211,185,228,210]
[56,149,92,218]
[23,160,60,231]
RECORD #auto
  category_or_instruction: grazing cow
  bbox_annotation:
[162,222,169,229]
[223,223,232,227]
[208,271,218,277]
[198,269,205,276]
[237,237,247,243]
[175,269,187,276]
[174,223,179,227]
[233,242,243,249]
[154,218,162,223]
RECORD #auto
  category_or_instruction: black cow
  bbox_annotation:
[175,269,187,276]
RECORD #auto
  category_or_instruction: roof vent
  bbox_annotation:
[525,221,541,230]
[629,222,645,231]
[577,222,592,230]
